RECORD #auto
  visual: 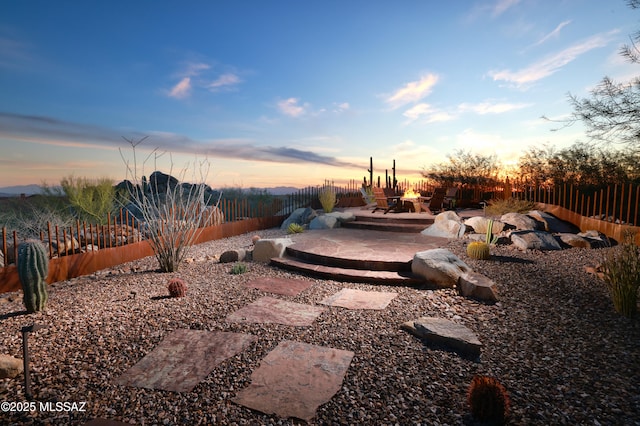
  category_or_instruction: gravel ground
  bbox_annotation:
[0,228,639,425]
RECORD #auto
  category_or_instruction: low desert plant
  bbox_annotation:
[485,198,537,216]
[287,223,305,234]
[467,375,510,424]
[17,240,49,313]
[601,232,640,318]
[467,241,490,260]
[318,181,338,213]
[167,278,187,298]
[485,219,499,245]
[231,262,247,275]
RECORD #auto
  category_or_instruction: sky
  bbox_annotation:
[1,0,638,190]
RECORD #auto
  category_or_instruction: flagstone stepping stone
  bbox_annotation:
[402,316,482,358]
[227,296,325,326]
[115,329,257,392]
[233,340,354,422]
[319,288,397,310]
[243,277,313,296]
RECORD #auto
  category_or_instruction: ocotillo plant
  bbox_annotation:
[17,239,49,313]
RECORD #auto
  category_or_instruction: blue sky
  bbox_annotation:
[1,0,637,189]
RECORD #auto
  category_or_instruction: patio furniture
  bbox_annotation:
[360,187,376,209]
[372,186,402,214]
[421,187,446,214]
[443,187,458,210]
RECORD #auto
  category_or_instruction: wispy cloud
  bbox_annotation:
[385,74,439,109]
[458,101,531,114]
[0,112,357,168]
[208,73,241,91]
[169,77,192,99]
[403,103,455,124]
[488,30,618,88]
[532,20,572,47]
[277,98,308,117]
[492,0,520,17]
[333,102,350,113]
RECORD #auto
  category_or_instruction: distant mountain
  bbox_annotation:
[0,184,43,196]
[263,186,301,195]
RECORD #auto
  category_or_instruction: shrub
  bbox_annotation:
[601,232,640,318]
[467,241,490,260]
[231,262,247,275]
[318,182,338,213]
[60,175,121,224]
[485,198,537,216]
[167,278,187,298]
[467,375,510,424]
[287,223,304,234]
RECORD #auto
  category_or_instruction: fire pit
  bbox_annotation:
[400,188,423,213]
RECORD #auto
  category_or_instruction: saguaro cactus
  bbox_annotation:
[17,240,49,313]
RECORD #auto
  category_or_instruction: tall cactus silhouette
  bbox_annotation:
[17,240,49,313]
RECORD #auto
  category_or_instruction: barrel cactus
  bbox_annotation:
[467,241,490,260]
[17,240,49,313]
[467,375,510,424]
[167,278,187,298]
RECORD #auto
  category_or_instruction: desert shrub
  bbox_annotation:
[287,223,304,234]
[318,182,338,213]
[60,175,121,224]
[231,262,247,275]
[601,232,640,317]
[467,375,510,424]
[0,193,74,240]
[485,198,537,216]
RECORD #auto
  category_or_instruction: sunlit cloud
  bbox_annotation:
[403,103,455,124]
[458,101,531,114]
[488,30,618,88]
[183,62,210,76]
[532,20,572,47]
[385,74,439,109]
[208,73,241,91]
[169,77,192,99]
[277,98,308,117]
[333,102,350,113]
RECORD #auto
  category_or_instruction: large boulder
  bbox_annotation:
[219,248,248,263]
[309,215,339,230]
[527,210,579,233]
[458,272,498,303]
[280,208,318,230]
[421,212,466,239]
[510,230,562,251]
[0,355,23,379]
[253,238,293,263]
[500,212,539,231]
[402,317,482,358]
[463,216,506,234]
[411,249,472,288]
[557,233,592,249]
[577,230,611,248]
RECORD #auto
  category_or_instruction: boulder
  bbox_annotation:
[326,211,356,223]
[0,354,23,379]
[280,208,318,230]
[309,215,339,230]
[458,272,498,303]
[253,238,294,263]
[577,230,611,248]
[557,233,592,249]
[510,230,562,251]
[411,249,472,288]
[421,212,466,239]
[463,216,506,234]
[527,210,579,233]
[219,248,247,263]
[500,212,539,231]
[402,317,482,358]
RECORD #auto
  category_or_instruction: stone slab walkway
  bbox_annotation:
[243,277,314,296]
[319,288,397,310]
[233,340,354,422]
[115,330,257,392]
[226,296,325,326]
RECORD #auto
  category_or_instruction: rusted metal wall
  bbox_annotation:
[0,216,284,294]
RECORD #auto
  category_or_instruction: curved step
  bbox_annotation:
[285,245,411,272]
[342,220,428,233]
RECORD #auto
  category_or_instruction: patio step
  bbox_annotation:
[270,256,423,285]
[342,214,433,233]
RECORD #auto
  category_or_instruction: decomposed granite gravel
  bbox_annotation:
[0,228,639,425]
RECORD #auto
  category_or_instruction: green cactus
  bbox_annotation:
[467,241,491,260]
[287,223,305,234]
[17,239,49,313]
[231,262,247,275]
[485,219,499,245]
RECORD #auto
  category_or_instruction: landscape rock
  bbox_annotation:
[421,212,466,239]
[0,354,23,379]
[280,208,318,230]
[557,233,592,249]
[577,230,611,248]
[510,230,562,251]
[219,249,247,263]
[464,216,506,234]
[253,238,293,263]
[500,212,539,231]
[411,249,472,288]
[326,211,356,223]
[309,215,340,230]
[527,210,579,233]
[458,272,499,303]
[401,317,482,358]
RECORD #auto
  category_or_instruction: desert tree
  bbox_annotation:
[119,136,218,272]
[60,175,121,224]
[423,149,502,188]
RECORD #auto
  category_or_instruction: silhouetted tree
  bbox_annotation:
[423,149,501,187]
